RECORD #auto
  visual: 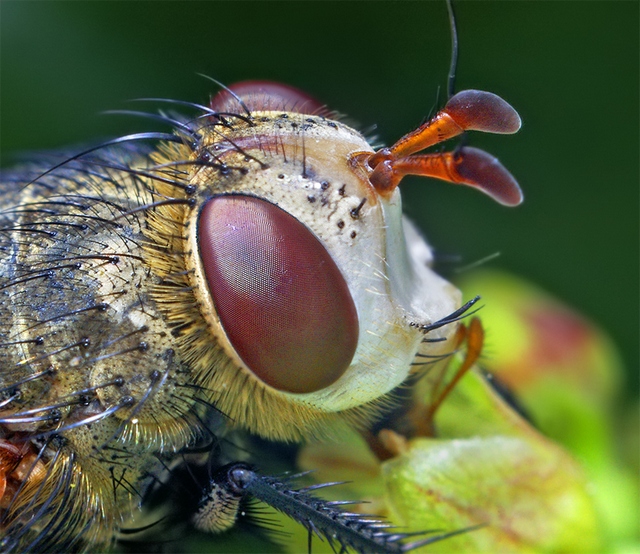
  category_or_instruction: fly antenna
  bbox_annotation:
[446,0,459,100]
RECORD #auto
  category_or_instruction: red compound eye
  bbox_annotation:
[199,195,359,393]
[210,80,327,115]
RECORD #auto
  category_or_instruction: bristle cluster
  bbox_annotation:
[0,112,216,550]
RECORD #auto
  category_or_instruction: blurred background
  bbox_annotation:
[1,2,637,400]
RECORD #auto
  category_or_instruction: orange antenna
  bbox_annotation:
[366,90,523,205]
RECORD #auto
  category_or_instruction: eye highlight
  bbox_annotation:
[198,195,359,393]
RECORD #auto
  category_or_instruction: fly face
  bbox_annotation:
[167,85,467,441]
[134,81,520,445]
[0,9,523,553]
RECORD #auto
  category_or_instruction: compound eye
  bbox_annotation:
[210,80,327,115]
[199,195,359,393]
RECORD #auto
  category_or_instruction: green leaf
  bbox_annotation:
[383,435,602,553]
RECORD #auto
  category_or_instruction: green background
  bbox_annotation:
[1,1,637,399]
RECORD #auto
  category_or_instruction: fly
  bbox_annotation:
[0,2,522,551]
